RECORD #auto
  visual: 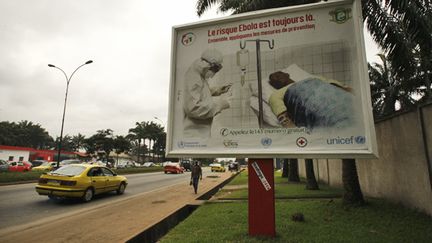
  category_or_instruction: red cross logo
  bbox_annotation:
[296,137,308,147]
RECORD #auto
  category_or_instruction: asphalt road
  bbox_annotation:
[0,168,210,230]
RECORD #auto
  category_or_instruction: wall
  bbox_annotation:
[298,103,432,215]
[0,149,30,162]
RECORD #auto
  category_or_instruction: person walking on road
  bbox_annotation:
[190,161,202,194]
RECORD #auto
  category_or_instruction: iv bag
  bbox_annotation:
[236,49,249,68]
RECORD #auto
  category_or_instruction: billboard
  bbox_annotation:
[167,0,378,158]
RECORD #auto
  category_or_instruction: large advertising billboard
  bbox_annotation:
[167,0,378,158]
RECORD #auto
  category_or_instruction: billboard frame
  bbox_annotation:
[166,0,378,159]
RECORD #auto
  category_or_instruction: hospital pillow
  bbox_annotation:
[281,63,315,82]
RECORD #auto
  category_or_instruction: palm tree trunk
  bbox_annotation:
[137,140,141,163]
[342,158,365,205]
[282,159,288,178]
[305,159,319,190]
[288,159,300,182]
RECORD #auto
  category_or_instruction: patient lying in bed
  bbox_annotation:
[249,64,354,131]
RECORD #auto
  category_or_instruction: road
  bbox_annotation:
[0,169,209,230]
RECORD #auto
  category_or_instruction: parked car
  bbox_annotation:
[143,162,155,167]
[0,159,10,172]
[116,161,137,169]
[32,161,58,172]
[60,159,81,166]
[210,163,226,172]
[8,161,32,172]
[164,162,184,174]
[35,164,128,202]
[31,160,47,167]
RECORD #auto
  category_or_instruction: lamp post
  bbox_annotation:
[48,60,93,168]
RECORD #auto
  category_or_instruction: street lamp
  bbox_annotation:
[48,60,93,168]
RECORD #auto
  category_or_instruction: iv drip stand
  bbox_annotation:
[240,39,274,128]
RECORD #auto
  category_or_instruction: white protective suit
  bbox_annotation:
[183,49,230,138]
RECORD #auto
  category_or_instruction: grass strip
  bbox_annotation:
[217,170,342,199]
[161,199,432,243]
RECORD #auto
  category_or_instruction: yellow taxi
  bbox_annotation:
[35,164,127,202]
[32,161,58,172]
[210,163,226,172]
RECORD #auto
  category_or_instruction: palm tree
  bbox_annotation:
[362,0,432,100]
[369,54,419,118]
[282,159,289,178]
[288,159,300,182]
[71,133,86,152]
[113,135,131,167]
[128,121,152,163]
[305,159,319,190]
[342,158,365,205]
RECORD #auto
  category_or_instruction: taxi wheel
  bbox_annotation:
[82,188,94,202]
[117,182,126,195]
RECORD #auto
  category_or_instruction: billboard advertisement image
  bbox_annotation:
[167,0,378,158]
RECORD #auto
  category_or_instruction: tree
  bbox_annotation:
[84,129,114,161]
[305,159,319,190]
[288,159,300,182]
[362,0,432,100]
[55,135,74,152]
[342,158,365,205]
[128,122,151,163]
[71,133,86,152]
[282,159,289,178]
[0,120,54,149]
[369,54,420,118]
[113,135,131,167]
[153,130,166,162]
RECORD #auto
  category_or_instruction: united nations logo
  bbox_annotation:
[177,141,185,148]
[261,137,272,148]
[329,8,352,24]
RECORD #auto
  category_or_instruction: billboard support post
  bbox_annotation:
[248,158,275,236]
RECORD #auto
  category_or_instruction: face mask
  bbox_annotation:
[204,69,216,79]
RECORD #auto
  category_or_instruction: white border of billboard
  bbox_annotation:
[167,0,378,159]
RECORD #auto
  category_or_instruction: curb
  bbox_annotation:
[127,171,241,243]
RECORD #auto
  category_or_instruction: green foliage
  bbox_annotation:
[161,199,432,243]
[127,121,165,163]
[0,120,54,149]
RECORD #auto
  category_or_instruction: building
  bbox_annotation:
[0,145,87,162]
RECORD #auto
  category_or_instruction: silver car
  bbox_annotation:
[0,159,9,172]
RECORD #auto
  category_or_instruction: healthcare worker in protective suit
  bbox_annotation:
[183,49,232,138]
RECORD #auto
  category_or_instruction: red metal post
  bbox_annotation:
[248,158,275,236]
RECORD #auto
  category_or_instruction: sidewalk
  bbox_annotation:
[1,172,233,243]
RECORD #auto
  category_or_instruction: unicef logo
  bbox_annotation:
[355,136,366,144]
[261,137,272,148]
[181,32,195,46]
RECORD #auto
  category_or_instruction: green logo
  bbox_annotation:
[329,8,352,24]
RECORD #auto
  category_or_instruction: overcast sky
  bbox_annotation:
[0,0,381,138]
